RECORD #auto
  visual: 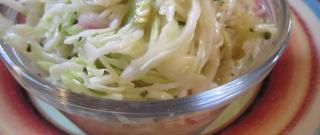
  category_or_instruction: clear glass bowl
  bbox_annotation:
[0,0,291,134]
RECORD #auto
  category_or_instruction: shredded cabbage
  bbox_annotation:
[0,0,277,100]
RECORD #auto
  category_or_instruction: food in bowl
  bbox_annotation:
[0,0,276,101]
[0,0,291,134]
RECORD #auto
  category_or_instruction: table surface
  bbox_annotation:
[0,0,319,135]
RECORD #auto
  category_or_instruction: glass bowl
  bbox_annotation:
[0,0,291,134]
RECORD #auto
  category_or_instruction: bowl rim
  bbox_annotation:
[0,0,292,117]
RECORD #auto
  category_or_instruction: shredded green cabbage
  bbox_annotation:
[0,0,277,100]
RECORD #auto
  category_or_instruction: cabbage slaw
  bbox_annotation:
[0,0,276,100]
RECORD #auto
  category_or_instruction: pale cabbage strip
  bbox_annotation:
[0,0,277,100]
[0,14,13,36]
[190,0,221,91]
[121,0,201,81]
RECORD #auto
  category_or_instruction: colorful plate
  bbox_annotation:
[0,0,319,134]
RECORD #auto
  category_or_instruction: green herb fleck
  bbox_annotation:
[82,37,87,42]
[72,19,78,25]
[140,91,149,98]
[249,27,254,32]
[58,23,63,32]
[77,36,83,41]
[103,70,108,75]
[178,21,186,26]
[263,31,272,40]
[77,36,86,42]
[83,67,88,74]
[26,44,32,52]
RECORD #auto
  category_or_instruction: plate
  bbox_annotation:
[0,0,319,134]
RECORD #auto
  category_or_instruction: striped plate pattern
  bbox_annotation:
[0,0,319,134]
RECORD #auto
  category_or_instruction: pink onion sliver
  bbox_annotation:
[78,12,108,29]
[254,0,267,17]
